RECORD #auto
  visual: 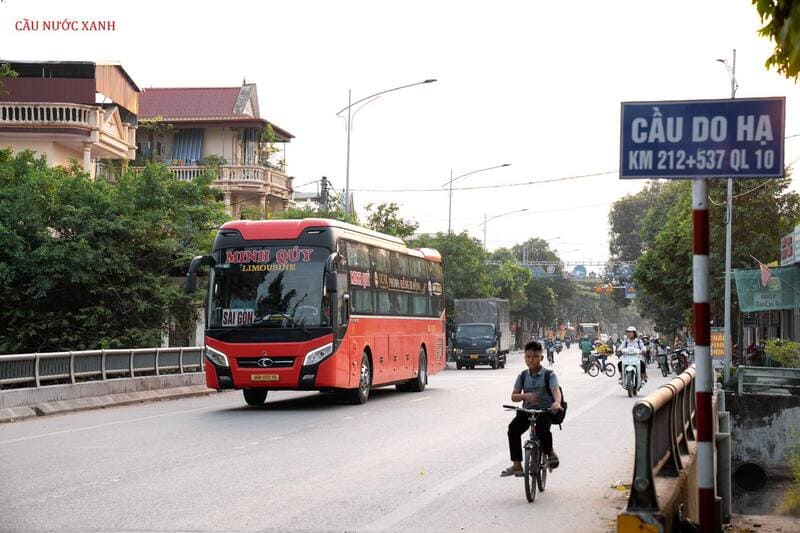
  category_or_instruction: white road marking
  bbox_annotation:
[0,401,240,446]
[359,383,619,532]
[409,396,431,403]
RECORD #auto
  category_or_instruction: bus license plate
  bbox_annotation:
[251,374,279,382]
[470,354,479,360]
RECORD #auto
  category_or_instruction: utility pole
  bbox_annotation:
[320,176,329,211]
[447,168,453,234]
[722,49,737,386]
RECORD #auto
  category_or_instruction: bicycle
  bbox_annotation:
[503,405,550,502]
[581,353,616,377]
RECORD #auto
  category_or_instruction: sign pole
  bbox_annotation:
[693,178,715,532]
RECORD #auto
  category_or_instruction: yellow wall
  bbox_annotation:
[203,127,225,160]
[0,140,82,167]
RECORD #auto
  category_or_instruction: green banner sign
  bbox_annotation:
[733,266,800,312]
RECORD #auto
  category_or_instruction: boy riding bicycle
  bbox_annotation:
[501,340,563,477]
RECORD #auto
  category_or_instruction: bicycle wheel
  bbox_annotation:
[588,362,600,377]
[603,362,616,377]
[537,446,547,492]
[523,445,536,503]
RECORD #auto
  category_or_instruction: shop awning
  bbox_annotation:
[734,266,800,312]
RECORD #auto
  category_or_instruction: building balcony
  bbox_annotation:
[0,102,98,129]
[129,164,293,212]
[0,102,137,163]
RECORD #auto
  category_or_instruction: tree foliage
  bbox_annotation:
[365,202,419,239]
[0,63,19,96]
[488,260,532,313]
[753,0,800,80]
[619,176,800,335]
[0,151,227,352]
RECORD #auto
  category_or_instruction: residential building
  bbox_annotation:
[133,83,294,217]
[0,60,139,177]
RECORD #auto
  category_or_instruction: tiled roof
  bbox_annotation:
[138,87,243,119]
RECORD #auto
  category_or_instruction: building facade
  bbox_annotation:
[0,60,139,177]
[132,84,294,217]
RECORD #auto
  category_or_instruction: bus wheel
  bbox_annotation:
[349,353,371,404]
[456,362,463,370]
[407,348,427,392]
[243,389,268,406]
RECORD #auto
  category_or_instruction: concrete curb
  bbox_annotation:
[0,385,216,423]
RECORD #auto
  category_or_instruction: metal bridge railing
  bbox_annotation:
[0,347,204,389]
[626,366,696,514]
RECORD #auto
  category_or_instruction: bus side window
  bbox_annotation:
[392,252,409,277]
[392,293,409,316]
[376,290,391,314]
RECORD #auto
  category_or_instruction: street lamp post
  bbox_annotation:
[480,208,529,250]
[717,50,737,385]
[442,163,511,234]
[336,79,437,215]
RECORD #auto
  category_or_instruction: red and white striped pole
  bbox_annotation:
[692,178,715,532]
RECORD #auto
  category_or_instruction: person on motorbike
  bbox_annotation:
[579,335,593,371]
[617,326,647,383]
[545,337,556,363]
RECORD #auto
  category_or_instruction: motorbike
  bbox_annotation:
[620,346,644,397]
[670,349,689,375]
[554,341,562,354]
[656,345,670,377]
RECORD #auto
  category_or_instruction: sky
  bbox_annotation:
[3,0,800,267]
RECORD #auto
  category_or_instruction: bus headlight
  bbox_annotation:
[454,348,463,355]
[486,347,497,354]
[303,343,334,366]
[205,345,229,367]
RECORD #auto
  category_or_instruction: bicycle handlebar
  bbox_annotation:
[502,405,548,416]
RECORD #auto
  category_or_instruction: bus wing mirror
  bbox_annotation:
[326,271,338,293]
[186,255,215,294]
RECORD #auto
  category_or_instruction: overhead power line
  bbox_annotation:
[351,170,617,193]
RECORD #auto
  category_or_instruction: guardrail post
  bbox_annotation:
[155,349,160,376]
[69,351,75,384]
[716,432,732,523]
[129,349,135,378]
[179,348,184,374]
[101,349,107,380]
[34,352,40,387]
[629,401,659,511]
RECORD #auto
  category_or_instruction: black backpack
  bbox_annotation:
[517,368,568,428]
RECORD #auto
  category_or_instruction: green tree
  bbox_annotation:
[0,151,226,352]
[0,63,19,96]
[365,202,419,238]
[753,0,800,80]
[628,176,800,336]
[488,260,532,313]
[608,181,663,261]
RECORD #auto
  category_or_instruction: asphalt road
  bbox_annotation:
[0,346,674,532]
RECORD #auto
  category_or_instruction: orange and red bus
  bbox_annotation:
[187,218,446,405]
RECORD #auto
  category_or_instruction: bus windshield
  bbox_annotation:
[208,246,329,329]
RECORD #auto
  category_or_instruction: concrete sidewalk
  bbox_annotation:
[0,384,216,423]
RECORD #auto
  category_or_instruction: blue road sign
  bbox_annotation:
[620,97,785,179]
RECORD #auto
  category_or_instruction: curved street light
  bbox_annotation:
[479,208,529,250]
[336,79,437,214]
[717,50,737,385]
[442,163,511,234]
